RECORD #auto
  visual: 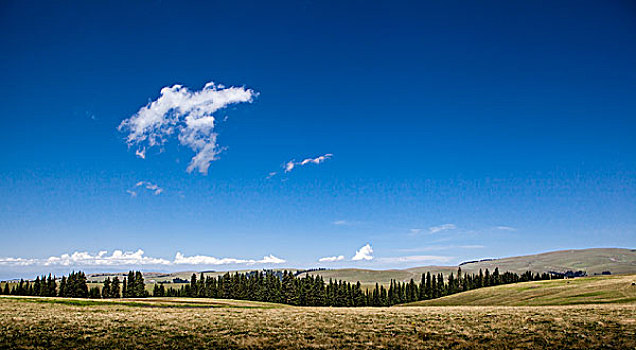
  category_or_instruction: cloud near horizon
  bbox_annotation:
[318,255,345,262]
[118,81,257,174]
[0,250,285,267]
[351,243,374,261]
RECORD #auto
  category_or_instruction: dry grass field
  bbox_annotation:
[402,274,636,307]
[0,296,634,349]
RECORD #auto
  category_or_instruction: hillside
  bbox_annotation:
[84,248,636,285]
[399,274,636,306]
[296,248,636,284]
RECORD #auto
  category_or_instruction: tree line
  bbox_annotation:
[155,268,559,306]
[0,268,562,305]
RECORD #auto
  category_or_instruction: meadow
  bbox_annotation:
[0,296,634,349]
[402,274,636,306]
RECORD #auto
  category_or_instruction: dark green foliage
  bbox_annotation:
[88,286,101,299]
[2,268,563,306]
[110,277,121,298]
[58,271,88,298]
[121,271,148,298]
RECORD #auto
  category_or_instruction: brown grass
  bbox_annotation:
[0,297,634,349]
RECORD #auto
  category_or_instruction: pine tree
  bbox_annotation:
[135,271,146,297]
[111,277,121,298]
[102,278,111,298]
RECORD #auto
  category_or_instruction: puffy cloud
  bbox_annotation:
[118,82,257,174]
[378,255,454,264]
[0,250,285,267]
[318,255,345,262]
[283,154,333,173]
[352,243,374,261]
[428,224,456,234]
[0,250,171,266]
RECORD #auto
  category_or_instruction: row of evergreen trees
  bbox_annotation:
[156,268,559,306]
[0,268,560,305]
[0,270,147,299]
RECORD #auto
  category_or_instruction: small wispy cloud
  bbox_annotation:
[266,172,277,179]
[409,228,423,235]
[495,226,517,231]
[128,181,163,196]
[352,243,374,261]
[118,81,257,174]
[283,153,333,173]
[0,250,286,267]
[428,224,457,234]
[397,245,485,253]
[332,219,363,226]
[318,255,345,262]
[378,255,454,264]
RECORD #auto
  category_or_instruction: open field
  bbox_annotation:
[402,274,636,307]
[0,297,634,349]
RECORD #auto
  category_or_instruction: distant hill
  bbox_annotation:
[86,248,636,284]
[399,274,636,306]
[295,248,636,284]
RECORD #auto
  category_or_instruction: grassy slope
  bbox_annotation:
[1,298,635,349]
[400,274,636,306]
[297,248,636,284]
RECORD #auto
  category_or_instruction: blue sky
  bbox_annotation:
[1,1,635,279]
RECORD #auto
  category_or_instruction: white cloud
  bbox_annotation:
[378,255,454,264]
[173,252,285,265]
[352,243,374,261]
[428,224,457,234]
[409,228,423,235]
[135,148,146,159]
[332,220,349,226]
[496,226,517,231]
[0,250,171,266]
[118,81,257,174]
[283,154,333,173]
[0,250,285,267]
[130,181,163,196]
[318,255,345,262]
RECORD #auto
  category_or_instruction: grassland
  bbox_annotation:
[297,248,636,284]
[401,274,636,307]
[0,296,634,349]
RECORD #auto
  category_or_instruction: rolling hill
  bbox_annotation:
[295,248,636,284]
[85,248,636,285]
[399,274,636,306]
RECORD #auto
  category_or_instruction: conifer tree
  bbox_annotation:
[111,277,121,298]
[102,278,111,298]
